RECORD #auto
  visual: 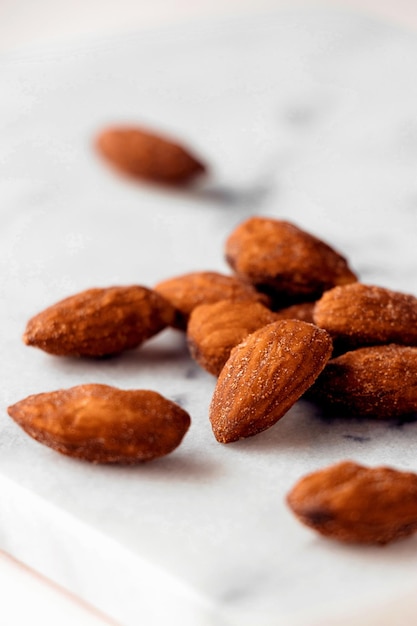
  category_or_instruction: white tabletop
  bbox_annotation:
[2,2,417,625]
[2,0,417,53]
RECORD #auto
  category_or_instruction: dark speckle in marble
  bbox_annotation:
[342,434,371,443]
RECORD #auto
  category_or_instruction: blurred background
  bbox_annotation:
[2,0,417,53]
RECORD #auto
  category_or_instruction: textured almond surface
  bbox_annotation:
[7,384,191,463]
[225,217,357,301]
[314,283,417,348]
[310,344,417,418]
[96,126,206,185]
[23,285,175,357]
[187,299,278,376]
[209,320,333,443]
[273,301,315,324]
[287,460,417,544]
[154,271,270,329]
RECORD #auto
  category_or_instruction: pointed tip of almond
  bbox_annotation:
[22,331,33,346]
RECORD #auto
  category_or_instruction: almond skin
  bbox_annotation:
[96,126,206,185]
[154,271,270,330]
[314,283,417,348]
[309,344,417,418]
[187,299,278,376]
[23,285,175,357]
[7,384,191,463]
[287,461,417,544]
[225,217,357,302]
[273,301,315,324]
[209,320,333,443]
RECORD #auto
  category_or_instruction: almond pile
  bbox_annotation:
[7,128,417,545]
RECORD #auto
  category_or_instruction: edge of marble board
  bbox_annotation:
[1,470,417,626]
[0,472,221,626]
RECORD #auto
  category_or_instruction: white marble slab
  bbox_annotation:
[1,7,417,625]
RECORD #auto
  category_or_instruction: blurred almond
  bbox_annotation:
[96,125,206,185]
[287,460,417,544]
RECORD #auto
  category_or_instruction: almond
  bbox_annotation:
[225,217,357,302]
[95,126,206,185]
[209,320,333,443]
[273,301,315,324]
[7,384,191,463]
[154,271,270,329]
[309,344,417,418]
[187,299,278,376]
[313,283,417,348]
[287,460,417,544]
[23,285,175,357]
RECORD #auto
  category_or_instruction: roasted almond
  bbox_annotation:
[313,283,417,348]
[309,344,417,418]
[7,384,191,463]
[225,216,357,301]
[273,301,315,324]
[287,460,417,544]
[187,299,278,376]
[154,271,270,329]
[23,285,175,357]
[96,125,206,185]
[209,320,333,443]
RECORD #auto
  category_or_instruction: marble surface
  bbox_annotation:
[1,7,417,625]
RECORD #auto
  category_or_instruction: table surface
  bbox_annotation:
[2,2,417,625]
